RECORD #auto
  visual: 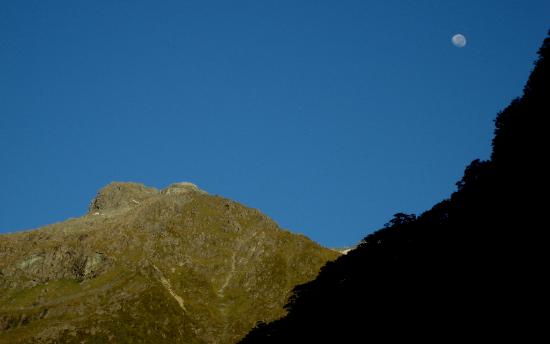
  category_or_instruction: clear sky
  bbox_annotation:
[1,1,548,247]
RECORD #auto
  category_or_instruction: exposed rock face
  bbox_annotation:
[10,249,108,285]
[0,182,338,344]
[161,182,205,195]
[88,182,159,214]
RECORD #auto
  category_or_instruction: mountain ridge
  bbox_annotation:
[0,182,339,343]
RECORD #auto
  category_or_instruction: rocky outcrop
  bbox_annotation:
[88,182,159,214]
[161,182,206,195]
[13,249,107,284]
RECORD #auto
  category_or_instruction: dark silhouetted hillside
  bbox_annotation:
[240,31,550,343]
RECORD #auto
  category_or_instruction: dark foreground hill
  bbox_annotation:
[0,182,338,343]
[240,32,550,342]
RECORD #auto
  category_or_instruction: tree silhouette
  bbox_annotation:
[383,212,416,227]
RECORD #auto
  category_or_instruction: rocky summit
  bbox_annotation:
[0,182,338,343]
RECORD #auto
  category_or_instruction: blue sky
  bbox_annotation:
[1,1,548,247]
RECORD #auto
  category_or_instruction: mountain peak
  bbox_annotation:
[161,182,206,195]
[88,182,158,214]
[88,181,206,215]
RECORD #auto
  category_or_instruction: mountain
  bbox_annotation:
[0,182,339,343]
[240,31,550,342]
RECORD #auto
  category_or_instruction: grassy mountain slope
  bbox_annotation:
[0,182,339,343]
[240,31,550,342]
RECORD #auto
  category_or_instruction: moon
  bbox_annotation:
[452,34,467,48]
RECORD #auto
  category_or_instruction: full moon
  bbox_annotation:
[452,34,467,48]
